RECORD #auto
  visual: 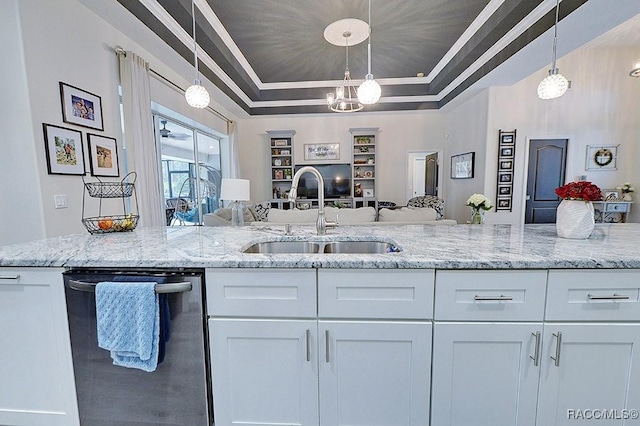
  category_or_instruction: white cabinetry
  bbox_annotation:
[0,268,79,426]
[207,268,433,426]
[318,269,433,426]
[536,270,640,426]
[431,270,547,426]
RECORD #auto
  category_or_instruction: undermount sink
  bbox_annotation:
[322,241,400,254]
[242,239,401,254]
[242,241,320,254]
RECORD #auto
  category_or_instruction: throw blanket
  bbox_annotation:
[96,281,160,372]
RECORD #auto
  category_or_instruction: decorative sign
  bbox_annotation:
[450,152,474,179]
[304,143,340,161]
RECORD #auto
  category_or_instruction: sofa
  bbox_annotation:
[203,199,457,226]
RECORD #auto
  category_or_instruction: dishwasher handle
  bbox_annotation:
[68,279,192,294]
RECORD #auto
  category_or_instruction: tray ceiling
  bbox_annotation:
[110,0,634,115]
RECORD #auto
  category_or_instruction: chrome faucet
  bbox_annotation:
[289,166,338,235]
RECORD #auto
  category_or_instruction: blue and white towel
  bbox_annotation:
[95,281,160,372]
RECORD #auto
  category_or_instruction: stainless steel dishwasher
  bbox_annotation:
[63,268,213,426]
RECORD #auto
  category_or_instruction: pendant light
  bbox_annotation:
[537,0,569,100]
[326,32,363,113]
[357,0,381,105]
[185,0,210,108]
[630,59,640,78]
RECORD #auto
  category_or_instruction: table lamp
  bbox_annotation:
[220,178,251,226]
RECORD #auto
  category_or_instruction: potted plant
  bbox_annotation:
[465,193,493,224]
[554,181,602,239]
[616,182,635,201]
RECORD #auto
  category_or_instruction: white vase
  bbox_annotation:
[556,199,595,239]
[623,193,633,202]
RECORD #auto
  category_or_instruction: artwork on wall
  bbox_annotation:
[87,134,119,177]
[304,143,340,160]
[450,152,474,179]
[495,129,517,211]
[585,145,618,170]
[42,123,85,175]
[59,82,104,131]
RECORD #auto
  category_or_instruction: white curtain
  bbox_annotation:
[118,51,164,228]
[228,121,240,178]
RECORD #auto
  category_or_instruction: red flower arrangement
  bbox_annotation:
[555,181,602,201]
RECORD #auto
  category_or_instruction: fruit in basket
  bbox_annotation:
[122,215,135,230]
[97,217,114,230]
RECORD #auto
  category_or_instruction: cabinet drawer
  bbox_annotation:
[435,270,547,321]
[318,269,434,319]
[0,267,64,286]
[546,270,640,321]
[206,269,316,318]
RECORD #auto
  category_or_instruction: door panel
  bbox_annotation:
[425,153,438,196]
[525,139,567,223]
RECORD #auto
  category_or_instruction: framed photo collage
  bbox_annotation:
[496,129,516,211]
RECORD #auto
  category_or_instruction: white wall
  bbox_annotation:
[236,111,447,206]
[486,45,640,224]
[1,0,237,244]
[0,0,46,245]
[443,90,490,223]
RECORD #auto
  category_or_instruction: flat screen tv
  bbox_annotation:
[294,164,351,199]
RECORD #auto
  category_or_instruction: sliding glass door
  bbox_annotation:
[154,114,222,225]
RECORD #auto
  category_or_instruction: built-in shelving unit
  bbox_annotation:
[350,127,378,208]
[267,130,295,208]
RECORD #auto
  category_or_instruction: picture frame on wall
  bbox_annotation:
[450,151,475,179]
[500,134,515,145]
[585,145,618,170]
[499,160,513,170]
[500,147,514,158]
[59,82,104,131]
[498,185,512,196]
[87,134,119,177]
[498,172,513,183]
[42,123,85,175]
[497,198,512,209]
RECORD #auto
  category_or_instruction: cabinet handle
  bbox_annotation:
[473,295,514,301]
[325,330,330,363]
[530,331,541,366]
[587,294,630,300]
[305,329,310,362]
[0,275,20,281]
[551,332,562,367]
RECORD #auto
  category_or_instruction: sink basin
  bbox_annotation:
[323,241,401,254]
[242,241,320,254]
[242,239,401,254]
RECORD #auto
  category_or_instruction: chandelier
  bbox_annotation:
[326,31,363,112]
[537,0,569,100]
[185,0,210,108]
[357,0,381,105]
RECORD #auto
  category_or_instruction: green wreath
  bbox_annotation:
[594,148,613,167]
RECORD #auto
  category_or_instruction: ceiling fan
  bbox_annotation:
[159,120,191,140]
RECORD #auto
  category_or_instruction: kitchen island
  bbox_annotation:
[1,222,640,269]
[2,223,640,426]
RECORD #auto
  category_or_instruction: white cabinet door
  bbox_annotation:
[209,318,319,426]
[431,322,542,426]
[537,324,640,426]
[0,268,79,426]
[319,321,431,426]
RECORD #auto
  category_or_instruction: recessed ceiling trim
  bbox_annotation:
[426,0,505,81]
[138,0,253,105]
[437,0,561,100]
[195,0,262,86]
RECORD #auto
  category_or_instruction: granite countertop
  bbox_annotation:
[1,223,639,269]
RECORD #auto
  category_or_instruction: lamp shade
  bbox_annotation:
[537,69,569,100]
[220,178,250,201]
[185,80,210,108]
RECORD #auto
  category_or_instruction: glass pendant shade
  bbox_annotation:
[630,59,640,77]
[537,69,569,100]
[357,74,381,105]
[185,79,210,108]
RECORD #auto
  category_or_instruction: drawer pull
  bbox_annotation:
[551,332,562,367]
[474,295,514,301]
[587,294,630,300]
[0,275,20,281]
[530,331,541,366]
[305,329,311,362]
